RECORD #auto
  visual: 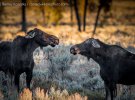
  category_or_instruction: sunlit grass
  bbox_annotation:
[0,25,135,47]
[19,87,87,100]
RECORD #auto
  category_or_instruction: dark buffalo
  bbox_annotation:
[0,28,59,92]
[70,38,135,100]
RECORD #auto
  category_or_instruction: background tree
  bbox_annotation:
[21,0,27,32]
[83,0,88,31]
[69,0,73,26]
[73,0,81,32]
[93,0,112,35]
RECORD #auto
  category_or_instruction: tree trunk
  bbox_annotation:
[69,0,73,26]
[93,5,102,35]
[21,0,27,32]
[73,0,81,32]
[83,0,88,31]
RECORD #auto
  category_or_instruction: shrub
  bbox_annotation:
[19,87,87,100]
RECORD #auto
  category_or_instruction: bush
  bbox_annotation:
[0,45,134,99]
[19,87,87,100]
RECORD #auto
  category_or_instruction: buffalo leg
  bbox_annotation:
[26,70,32,89]
[14,73,20,92]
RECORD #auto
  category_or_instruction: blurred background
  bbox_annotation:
[0,0,135,100]
[0,0,135,46]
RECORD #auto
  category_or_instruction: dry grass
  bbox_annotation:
[19,88,32,100]
[0,24,135,48]
[19,87,87,100]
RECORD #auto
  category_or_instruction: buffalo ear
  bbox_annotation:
[92,40,100,48]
